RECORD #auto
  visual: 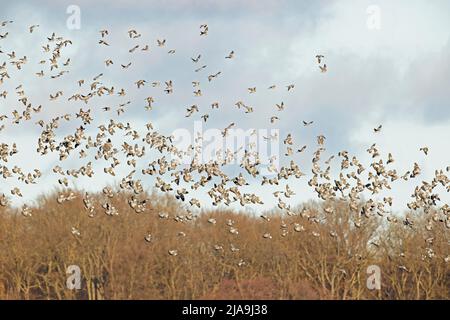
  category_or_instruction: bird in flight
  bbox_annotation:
[121,62,132,69]
[195,65,207,72]
[419,147,429,155]
[191,54,201,63]
[157,39,166,47]
[29,25,39,33]
[319,64,327,73]
[374,125,382,133]
[225,51,235,59]
[200,24,208,36]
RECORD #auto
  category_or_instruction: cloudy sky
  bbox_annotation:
[1,0,449,213]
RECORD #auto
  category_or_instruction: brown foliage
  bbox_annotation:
[0,190,448,300]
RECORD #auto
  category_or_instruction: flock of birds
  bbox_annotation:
[0,20,449,265]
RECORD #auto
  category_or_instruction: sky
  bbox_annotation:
[0,0,449,213]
